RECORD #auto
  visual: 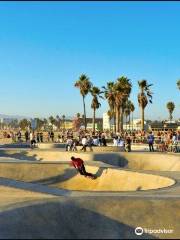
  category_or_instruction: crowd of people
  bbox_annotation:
[65,134,107,152]
[0,128,180,153]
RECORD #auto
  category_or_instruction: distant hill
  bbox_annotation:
[0,114,31,120]
[0,114,74,121]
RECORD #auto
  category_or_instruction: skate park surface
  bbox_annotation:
[0,148,180,239]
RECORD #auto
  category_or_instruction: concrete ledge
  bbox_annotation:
[37,143,66,149]
[0,149,180,171]
[37,144,122,152]
[76,146,121,152]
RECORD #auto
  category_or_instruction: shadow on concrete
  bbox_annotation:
[0,200,156,239]
[92,153,129,168]
[0,150,43,161]
[94,167,108,179]
[32,168,79,185]
[0,143,30,149]
[32,166,106,185]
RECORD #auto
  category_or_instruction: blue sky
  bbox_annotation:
[0,1,179,120]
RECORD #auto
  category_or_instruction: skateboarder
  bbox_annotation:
[70,156,96,179]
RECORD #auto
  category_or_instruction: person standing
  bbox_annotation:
[36,132,40,143]
[25,130,29,142]
[87,136,93,151]
[30,131,36,148]
[147,132,155,152]
[81,136,88,152]
[40,132,43,142]
[17,130,22,142]
[65,137,73,151]
[101,136,107,146]
[125,136,132,152]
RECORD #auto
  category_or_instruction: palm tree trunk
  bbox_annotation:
[132,112,133,131]
[141,107,144,131]
[113,105,116,133]
[129,114,130,130]
[116,106,120,132]
[120,106,124,133]
[83,96,87,131]
[93,108,95,132]
[126,115,127,130]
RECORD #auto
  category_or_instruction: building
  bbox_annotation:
[103,112,148,131]
[86,123,98,129]
[123,119,148,131]
[103,113,114,130]
[103,113,110,130]
[79,117,103,130]
[0,118,14,125]
[149,122,180,132]
[64,120,73,129]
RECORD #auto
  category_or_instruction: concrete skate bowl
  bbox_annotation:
[91,152,180,171]
[0,163,175,192]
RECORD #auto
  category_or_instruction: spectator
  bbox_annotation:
[30,131,36,148]
[81,136,88,152]
[40,132,43,142]
[65,137,73,151]
[147,132,155,152]
[125,136,131,152]
[25,130,29,142]
[101,136,107,146]
[113,137,118,146]
[92,136,100,146]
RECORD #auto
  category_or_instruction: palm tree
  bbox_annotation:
[124,108,130,130]
[102,82,116,132]
[56,115,61,130]
[138,80,153,131]
[114,76,132,133]
[107,109,114,131]
[74,74,92,131]
[130,102,135,130]
[166,102,175,122]
[90,86,103,132]
[62,115,65,129]
[177,80,180,90]
[76,113,81,118]
[124,100,131,130]
[49,116,56,126]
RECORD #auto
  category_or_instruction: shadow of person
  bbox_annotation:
[94,167,108,179]
[31,168,79,185]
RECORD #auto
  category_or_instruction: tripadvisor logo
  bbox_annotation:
[135,227,144,236]
[135,226,174,236]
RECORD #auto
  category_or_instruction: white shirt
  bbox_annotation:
[67,139,73,145]
[30,133,34,141]
[82,138,87,145]
[118,140,124,147]
[113,139,118,146]
[93,138,99,146]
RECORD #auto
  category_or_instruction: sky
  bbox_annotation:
[0,1,179,120]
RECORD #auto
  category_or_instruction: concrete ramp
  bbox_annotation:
[0,163,175,191]
[0,197,179,239]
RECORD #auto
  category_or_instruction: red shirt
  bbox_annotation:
[71,158,84,168]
